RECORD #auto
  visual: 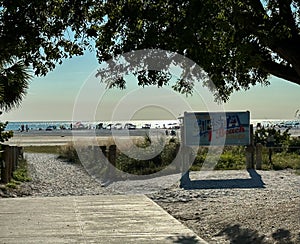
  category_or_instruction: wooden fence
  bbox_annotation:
[0,145,24,184]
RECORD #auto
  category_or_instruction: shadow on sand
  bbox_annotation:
[166,234,203,243]
[181,169,265,190]
[216,224,299,244]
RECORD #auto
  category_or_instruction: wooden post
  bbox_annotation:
[1,146,12,184]
[175,143,181,171]
[12,146,18,172]
[8,146,14,181]
[92,145,97,162]
[86,145,105,180]
[180,145,192,188]
[108,145,116,167]
[268,148,273,165]
[0,149,5,183]
[256,143,263,170]
[107,145,117,180]
[246,146,254,169]
[266,134,275,167]
[18,146,24,160]
[246,124,254,169]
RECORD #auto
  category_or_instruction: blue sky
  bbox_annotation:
[1,51,299,122]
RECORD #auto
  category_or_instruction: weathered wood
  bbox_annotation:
[268,148,273,165]
[17,146,24,160]
[0,145,24,183]
[246,124,255,169]
[0,195,207,243]
[180,146,192,188]
[266,134,275,165]
[246,145,254,169]
[12,146,18,172]
[256,143,263,170]
[108,145,116,167]
[0,150,5,183]
[106,145,117,180]
[2,145,11,183]
[175,143,181,171]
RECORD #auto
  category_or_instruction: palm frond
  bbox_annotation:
[0,59,32,111]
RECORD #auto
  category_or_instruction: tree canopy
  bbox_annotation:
[1,0,300,101]
[0,0,101,76]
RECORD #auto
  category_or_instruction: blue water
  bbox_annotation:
[4,119,300,132]
[4,120,180,131]
[5,121,73,131]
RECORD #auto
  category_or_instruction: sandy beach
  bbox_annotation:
[6,129,170,146]
[7,126,300,147]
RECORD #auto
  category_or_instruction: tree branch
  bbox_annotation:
[278,0,298,36]
[249,0,267,17]
[269,36,300,77]
[262,60,300,86]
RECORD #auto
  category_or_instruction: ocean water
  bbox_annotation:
[4,120,181,131]
[4,119,300,132]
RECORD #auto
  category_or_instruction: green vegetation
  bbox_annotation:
[23,145,60,154]
[57,135,300,175]
[261,150,300,170]
[191,146,246,171]
[1,2,300,98]
[116,136,180,175]
[5,181,19,189]
[12,159,32,182]
[4,159,31,189]
[0,122,13,144]
[57,144,79,163]
[254,127,300,171]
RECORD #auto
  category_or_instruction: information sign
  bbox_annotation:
[184,111,250,146]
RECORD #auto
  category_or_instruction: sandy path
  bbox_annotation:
[1,153,299,243]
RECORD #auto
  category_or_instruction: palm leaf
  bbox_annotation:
[0,59,32,111]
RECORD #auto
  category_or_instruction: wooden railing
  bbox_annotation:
[0,145,24,184]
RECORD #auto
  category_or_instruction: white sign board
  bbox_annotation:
[184,111,250,146]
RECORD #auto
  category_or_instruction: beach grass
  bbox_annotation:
[22,136,300,174]
[261,151,300,170]
[23,145,60,154]
[3,158,32,189]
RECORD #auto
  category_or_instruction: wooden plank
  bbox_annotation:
[0,195,207,243]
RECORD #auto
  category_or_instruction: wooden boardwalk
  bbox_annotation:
[0,195,207,243]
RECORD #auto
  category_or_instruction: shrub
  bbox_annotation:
[288,137,300,154]
[23,145,59,154]
[254,127,291,152]
[215,152,246,170]
[58,143,79,163]
[3,159,32,188]
[13,159,32,182]
[265,152,300,170]
[57,135,300,175]
[115,136,178,175]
